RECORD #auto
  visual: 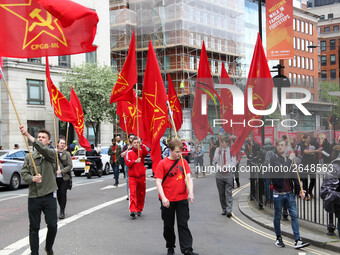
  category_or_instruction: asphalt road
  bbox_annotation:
[0,167,337,255]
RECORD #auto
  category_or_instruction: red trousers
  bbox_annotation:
[129,176,146,212]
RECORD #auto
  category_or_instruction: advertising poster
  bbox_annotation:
[266,0,294,60]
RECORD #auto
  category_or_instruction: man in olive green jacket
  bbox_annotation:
[20,126,58,255]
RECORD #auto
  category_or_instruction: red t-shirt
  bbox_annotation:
[155,157,191,202]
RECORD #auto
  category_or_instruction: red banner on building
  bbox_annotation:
[266,0,294,60]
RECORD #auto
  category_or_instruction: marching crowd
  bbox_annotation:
[15,124,340,255]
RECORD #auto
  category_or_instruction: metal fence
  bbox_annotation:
[251,171,338,236]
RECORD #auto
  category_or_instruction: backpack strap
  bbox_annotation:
[162,159,180,185]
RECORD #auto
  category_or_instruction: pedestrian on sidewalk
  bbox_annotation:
[193,145,204,178]
[155,139,198,255]
[109,137,121,187]
[321,152,340,238]
[121,133,135,199]
[270,138,310,249]
[230,136,241,188]
[56,135,72,219]
[125,136,148,218]
[214,136,236,218]
[20,126,58,255]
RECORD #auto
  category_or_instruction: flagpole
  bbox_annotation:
[166,100,190,190]
[115,113,118,138]
[0,64,39,176]
[123,114,129,142]
[52,113,60,171]
[66,122,70,148]
[135,84,140,157]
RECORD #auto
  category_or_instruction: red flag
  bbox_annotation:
[230,34,274,156]
[70,87,91,151]
[0,0,98,58]
[191,41,215,141]
[167,74,183,131]
[45,57,77,123]
[110,31,137,104]
[0,57,3,79]
[116,91,143,135]
[141,41,168,172]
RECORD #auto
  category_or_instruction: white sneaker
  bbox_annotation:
[294,238,310,249]
[275,237,285,248]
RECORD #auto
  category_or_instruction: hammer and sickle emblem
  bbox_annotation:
[29,8,55,32]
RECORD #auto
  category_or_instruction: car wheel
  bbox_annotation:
[74,172,81,177]
[98,170,103,177]
[103,163,110,175]
[10,173,20,190]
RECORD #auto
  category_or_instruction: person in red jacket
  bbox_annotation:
[155,139,198,255]
[125,136,149,218]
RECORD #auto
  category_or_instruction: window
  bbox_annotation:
[301,21,305,33]
[331,54,336,65]
[328,13,334,19]
[310,59,314,70]
[321,71,327,80]
[217,40,222,51]
[289,73,292,83]
[298,74,301,86]
[297,38,300,50]
[190,56,195,70]
[310,24,313,35]
[218,61,222,73]
[306,22,309,34]
[331,69,337,79]
[293,55,296,67]
[86,51,96,64]
[58,55,70,67]
[297,56,301,68]
[306,57,309,69]
[86,123,97,145]
[27,79,44,105]
[302,57,305,68]
[321,56,327,66]
[293,73,296,86]
[27,121,45,146]
[293,37,296,49]
[325,27,330,32]
[196,34,202,46]
[27,58,41,63]
[301,39,305,51]
[321,41,326,51]
[289,59,292,67]
[306,76,309,87]
[311,94,314,101]
[302,75,305,86]
[164,56,171,70]
[293,18,296,30]
[196,57,200,69]
[204,36,209,48]
[334,25,339,31]
[211,60,216,73]
[211,38,215,49]
[189,33,194,44]
[111,59,117,71]
[297,19,300,32]
[320,15,325,20]
[311,76,314,87]
[330,40,336,50]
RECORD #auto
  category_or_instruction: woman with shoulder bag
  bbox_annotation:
[56,136,73,219]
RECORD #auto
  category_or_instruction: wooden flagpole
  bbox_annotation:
[166,100,190,190]
[0,64,39,175]
[135,84,140,157]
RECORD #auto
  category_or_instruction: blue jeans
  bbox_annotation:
[112,164,119,185]
[273,192,300,240]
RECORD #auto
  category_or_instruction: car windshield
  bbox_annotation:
[0,151,9,158]
[101,148,108,154]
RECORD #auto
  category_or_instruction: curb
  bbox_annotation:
[238,188,340,253]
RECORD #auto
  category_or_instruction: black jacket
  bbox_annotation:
[270,153,300,193]
[321,158,340,217]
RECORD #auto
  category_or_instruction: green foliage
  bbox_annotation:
[59,63,117,144]
[320,81,340,116]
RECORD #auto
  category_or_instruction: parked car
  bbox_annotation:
[0,149,28,190]
[144,142,167,169]
[72,148,111,176]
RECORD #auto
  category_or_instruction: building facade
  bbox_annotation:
[0,0,111,149]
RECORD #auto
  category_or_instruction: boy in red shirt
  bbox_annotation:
[125,137,149,218]
[155,139,198,255]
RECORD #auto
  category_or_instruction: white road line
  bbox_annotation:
[0,187,158,255]
[101,183,127,190]
[0,194,27,202]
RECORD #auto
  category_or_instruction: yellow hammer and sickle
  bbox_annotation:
[176,174,183,180]
[29,8,55,32]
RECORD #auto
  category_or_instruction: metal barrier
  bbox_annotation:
[251,170,338,236]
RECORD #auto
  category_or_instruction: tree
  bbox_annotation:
[320,81,340,117]
[60,63,117,146]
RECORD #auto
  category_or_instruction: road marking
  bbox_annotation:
[0,187,157,255]
[101,183,127,190]
[0,194,27,202]
[72,179,103,187]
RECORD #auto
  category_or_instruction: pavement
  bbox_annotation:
[238,187,340,253]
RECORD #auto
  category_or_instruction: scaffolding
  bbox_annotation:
[110,0,246,103]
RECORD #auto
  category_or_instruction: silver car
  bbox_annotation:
[0,149,28,190]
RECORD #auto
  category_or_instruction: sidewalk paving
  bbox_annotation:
[238,187,340,253]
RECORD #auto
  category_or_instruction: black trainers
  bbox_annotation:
[44,248,54,255]
[167,247,175,255]
[184,251,198,255]
[130,211,136,219]
[226,212,232,218]
[294,238,310,249]
[137,211,142,216]
[275,236,285,248]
